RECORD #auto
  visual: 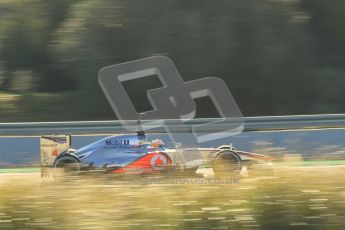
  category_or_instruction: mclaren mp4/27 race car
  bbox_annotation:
[40,131,273,177]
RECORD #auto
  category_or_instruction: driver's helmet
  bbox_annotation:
[151,139,165,147]
[132,139,148,148]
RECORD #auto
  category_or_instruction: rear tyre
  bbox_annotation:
[54,155,80,176]
[213,151,241,178]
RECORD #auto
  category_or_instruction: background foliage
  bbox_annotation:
[0,0,344,121]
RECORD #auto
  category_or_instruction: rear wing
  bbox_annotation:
[40,134,71,177]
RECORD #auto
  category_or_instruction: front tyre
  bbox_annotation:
[213,151,241,178]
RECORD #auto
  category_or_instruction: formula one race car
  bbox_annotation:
[40,131,273,177]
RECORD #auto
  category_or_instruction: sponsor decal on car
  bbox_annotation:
[112,152,171,174]
[105,139,130,146]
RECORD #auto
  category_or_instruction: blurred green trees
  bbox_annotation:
[0,0,344,121]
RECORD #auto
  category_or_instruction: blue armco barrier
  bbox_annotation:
[1,114,345,166]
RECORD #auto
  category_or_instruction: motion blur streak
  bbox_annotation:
[1,164,345,229]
